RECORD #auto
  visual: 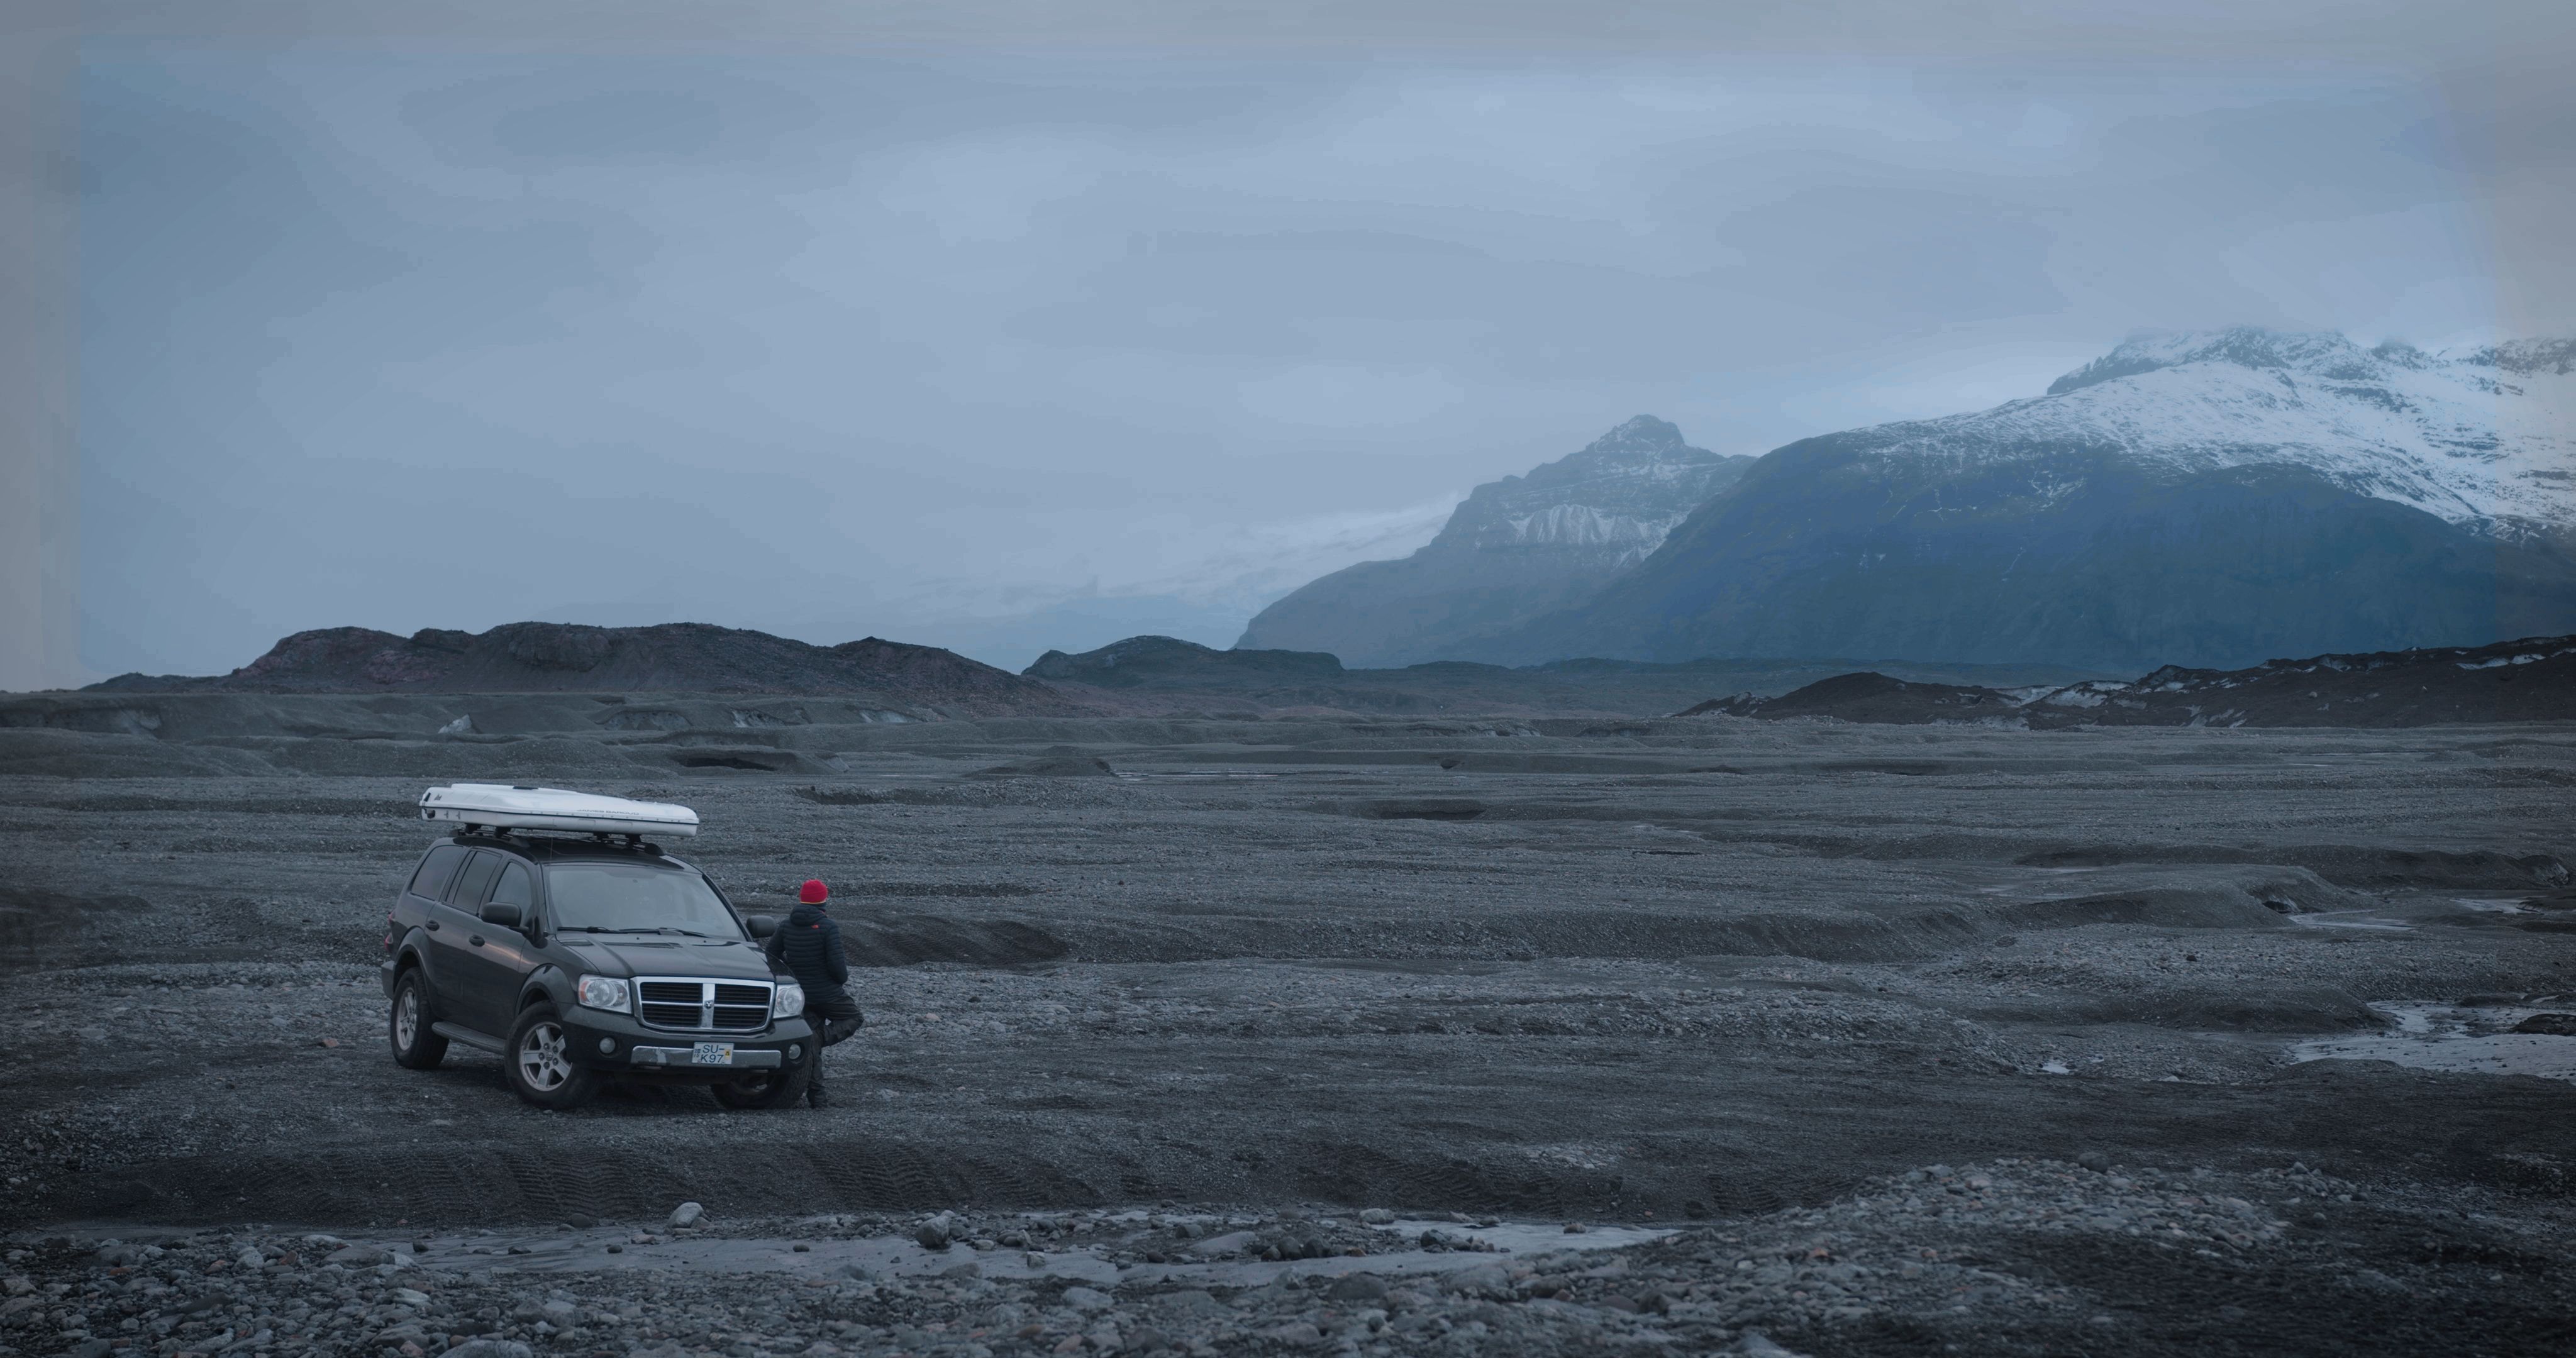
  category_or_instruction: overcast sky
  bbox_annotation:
[15,2,2573,680]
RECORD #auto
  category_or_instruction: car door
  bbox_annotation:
[402,842,470,1003]
[433,850,513,1035]
[472,859,547,1032]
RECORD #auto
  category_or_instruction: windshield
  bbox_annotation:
[545,862,743,939]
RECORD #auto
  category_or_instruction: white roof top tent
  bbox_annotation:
[419,784,700,837]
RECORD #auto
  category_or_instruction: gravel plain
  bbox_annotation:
[3,705,2573,1355]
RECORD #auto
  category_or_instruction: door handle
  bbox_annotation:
[470,936,487,947]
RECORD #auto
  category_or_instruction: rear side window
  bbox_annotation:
[448,851,506,907]
[407,846,469,900]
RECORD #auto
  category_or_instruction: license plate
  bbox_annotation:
[691,1042,735,1066]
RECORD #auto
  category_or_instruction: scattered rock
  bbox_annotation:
[669,1202,705,1229]
[2511,1012,2576,1035]
[2077,1151,2112,1172]
[1324,1273,1389,1303]
[1443,1263,1513,1299]
[1063,1286,1114,1311]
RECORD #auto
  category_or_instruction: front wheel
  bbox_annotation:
[389,969,447,1070]
[506,1002,601,1110]
[709,1058,813,1110]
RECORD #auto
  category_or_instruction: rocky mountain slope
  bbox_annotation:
[1485,329,2576,671]
[1682,633,2576,729]
[87,622,1089,718]
[1235,417,1752,667]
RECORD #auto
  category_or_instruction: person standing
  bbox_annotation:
[767,878,863,1108]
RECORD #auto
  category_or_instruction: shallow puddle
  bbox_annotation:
[2287,910,2412,932]
[2452,897,2538,916]
[2289,1002,2576,1083]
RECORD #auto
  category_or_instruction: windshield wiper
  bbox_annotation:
[559,925,720,938]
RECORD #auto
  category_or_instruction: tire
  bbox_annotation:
[389,969,447,1070]
[505,1001,601,1110]
[709,1056,813,1110]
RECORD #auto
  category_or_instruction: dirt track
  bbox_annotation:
[3,710,2573,1355]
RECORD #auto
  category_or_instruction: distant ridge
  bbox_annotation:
[1022,634,2103,716]
[1680,634,2576,728]
[88,622,1090,718]
[1026,635,1346,687]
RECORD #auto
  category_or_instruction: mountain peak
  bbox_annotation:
[1592,414,1687,450]
[2046,326,2377,396]
[1523,414,1730,491]
[1235,416,1755,666]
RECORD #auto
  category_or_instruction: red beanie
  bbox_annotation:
[797,879,829,905]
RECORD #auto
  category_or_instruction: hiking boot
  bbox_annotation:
[806,1085,830,1109]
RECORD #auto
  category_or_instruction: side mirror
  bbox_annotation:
[478,902,523,929]
[744,914,778,939]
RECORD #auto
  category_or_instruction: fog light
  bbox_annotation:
[787,1044,803,1061]
[597,1037,616,1054]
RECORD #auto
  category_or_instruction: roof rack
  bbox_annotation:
[419,783,699,838]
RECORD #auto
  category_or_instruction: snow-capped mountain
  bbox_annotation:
[1436,415,1746,568]
[1235,416,1752,667]
[1939,328,2576,543]
[1467,329,2576,671]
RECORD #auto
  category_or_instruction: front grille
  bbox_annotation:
[632,976,774,1033]
[713,983,772,1029]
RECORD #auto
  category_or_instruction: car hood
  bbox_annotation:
[560,937,776,982]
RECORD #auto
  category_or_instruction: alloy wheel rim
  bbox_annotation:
[394,987,418,1049]
[518,1022,570,1090]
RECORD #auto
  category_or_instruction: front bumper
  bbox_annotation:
[629,1044,783,1069]
[558,1007,814,1074]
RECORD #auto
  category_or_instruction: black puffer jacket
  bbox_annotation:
[765,902,849,991]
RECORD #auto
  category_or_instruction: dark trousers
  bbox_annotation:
[802,986,863,1090]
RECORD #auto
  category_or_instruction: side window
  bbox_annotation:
[489,861,535,912]
[448,851,505,907]
[407,846,469,901]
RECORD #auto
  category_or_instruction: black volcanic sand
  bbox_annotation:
[3,710,2573,1357]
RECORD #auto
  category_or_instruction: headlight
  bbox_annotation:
[771,981,806,1020]
[575,974,631,1012]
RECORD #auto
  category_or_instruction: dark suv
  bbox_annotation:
[379,831,815,1109]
